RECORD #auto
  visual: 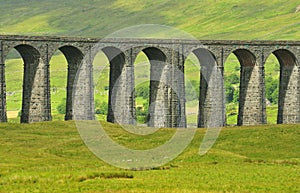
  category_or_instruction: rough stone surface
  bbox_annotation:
[0,35,300,127]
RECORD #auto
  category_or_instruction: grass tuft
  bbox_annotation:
[77,172,134,182]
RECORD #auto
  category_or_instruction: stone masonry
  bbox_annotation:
[0,35,300,128]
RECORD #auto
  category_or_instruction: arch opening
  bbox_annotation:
[92,50,110,122]
[224,53,241,125]
[49,50,68,121]
[264,54,280,124]
[183,52,200,128]
[4,49,23,122]
[133,51,150,125]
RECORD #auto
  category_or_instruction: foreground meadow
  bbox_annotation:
[0,121,299,192]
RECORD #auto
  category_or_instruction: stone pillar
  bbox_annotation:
[58,46,84,121]
[198,65,224,128]
[21,59,52,123]
[297,54,300,124]
[107,49,135,125]
[65,60,80,120]
[297,65,300,124]
[44,52,52,122]
[277,64,300,124]
[148,60,169,128]
[169,51,186,128]
[0,63,7,122]
[15,44,52,123]
[238,64,266,125]
[65,63,76,120]
[0,41,7,122]
[72,50,95,120]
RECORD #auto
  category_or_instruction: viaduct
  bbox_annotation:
[0,35,300,128]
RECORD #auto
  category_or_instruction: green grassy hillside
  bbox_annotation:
[0,0,300,40]
[0,121,299,192]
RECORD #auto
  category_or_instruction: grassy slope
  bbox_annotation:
[0,0,300,40]
[0,121,299,192]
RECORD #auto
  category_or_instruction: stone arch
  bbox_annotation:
[233,49,256,67]
[101,46,127,123]
[133,47,168,128]
[269,49,300,124]
[226,49,266,125]
[181,48,201,127]
[130,49,150,125]
[142,47,167,62]
[187,48,224,128]
[48,45,84,120]
[15,45,40,123]
[72,44,132,124]
[2,42,37,62]
[59,46,84,65]
[6,44,51,123]
[60,46,84,121]
[273,49,298,67]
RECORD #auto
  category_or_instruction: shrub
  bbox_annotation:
[57,99,66,114]
[95,100,108,115]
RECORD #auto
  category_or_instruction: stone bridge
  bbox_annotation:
[0,35,300,128]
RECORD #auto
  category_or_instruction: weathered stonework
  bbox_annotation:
[0,35,300,128]
[0,63,7,122]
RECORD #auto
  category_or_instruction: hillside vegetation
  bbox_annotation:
[0,0,300,40]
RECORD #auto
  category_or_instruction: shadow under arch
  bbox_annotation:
[272,49,300,124]
[190,48,224,128]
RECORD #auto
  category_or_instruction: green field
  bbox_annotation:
[0,121,299,192]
